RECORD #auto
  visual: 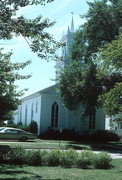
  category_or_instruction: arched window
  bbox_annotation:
[31,103,34,121]
[25,105,27,125]
[36,102,38,113]
[51,102,59,128]
[89,107,96,129]
[19,106,22,123]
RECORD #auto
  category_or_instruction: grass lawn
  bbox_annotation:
[0,159,122,180]
[0,139,91,150]
[0,139,122,152]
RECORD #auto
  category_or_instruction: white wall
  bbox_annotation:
[105,115,111,130]
[13,93,41,135]
[40,94,66,133]
[40,94,84,134]
[95,108,105,130]
[13,88,106,136]
[111,130,122,136]
[13,110,18,124]
[39,94,106,134]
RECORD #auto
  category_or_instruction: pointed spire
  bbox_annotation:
[71,12,74,32]
[67,25,70,35]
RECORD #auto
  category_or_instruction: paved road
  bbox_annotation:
[108,152,122,159]
[61,149,122,159]
[91,151,122,159]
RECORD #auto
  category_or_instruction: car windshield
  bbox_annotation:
[5,129,18,133]
[0,128,5,131]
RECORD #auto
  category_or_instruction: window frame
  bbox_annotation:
[51,102,59,128]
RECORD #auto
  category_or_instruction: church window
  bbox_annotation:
[20,106,22,123]
[89,108,96,129]
[25,105,27,125]
[51,102,59,128]
[31,103,34,121]
[36,102,38,113]
[120,122,122,129]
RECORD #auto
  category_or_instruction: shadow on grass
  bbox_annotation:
[66,144,89,150]
[0,178,67,180]
[0,165,42,180]
[0,165,68,180]
[66,140,122,153]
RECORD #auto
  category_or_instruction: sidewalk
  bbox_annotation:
[78,150,122,159]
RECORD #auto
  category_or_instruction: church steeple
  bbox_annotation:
[71,12,74,32]
[55,15,75,80]
[67,25,70,35]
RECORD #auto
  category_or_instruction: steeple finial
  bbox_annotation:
[71,12,74,32]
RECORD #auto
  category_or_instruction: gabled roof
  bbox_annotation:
[21,84,57,101]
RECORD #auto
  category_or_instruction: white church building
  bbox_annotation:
[13,17,106,135]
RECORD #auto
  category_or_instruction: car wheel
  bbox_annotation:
[19,136,28,142]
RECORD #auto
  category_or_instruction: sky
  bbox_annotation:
[1,0,94,97]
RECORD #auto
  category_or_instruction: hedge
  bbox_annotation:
[0,148,112,169]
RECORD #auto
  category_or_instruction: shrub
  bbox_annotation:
[17,123,30,131]
[91,130,120,142]
[0,145,10,164]
[93,152,112,169]
[29,121,38,135]
[41,128,80,140]
[0,152,5,163]
[40,128,60,140]
[0,147,112,169]
[27,150,46,166]
[77,151,95,169]
[9,147,27,165]
[46,150,61,166]
[61,129,81,140]
[60,149,78,168]
[8,148,48,166]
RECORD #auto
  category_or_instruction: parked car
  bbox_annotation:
[0,127,37,141]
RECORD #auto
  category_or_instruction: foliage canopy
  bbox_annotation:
[0,49,31,121]
[58,0,122,118]
[0,0,60,61]
[0,0,60,121]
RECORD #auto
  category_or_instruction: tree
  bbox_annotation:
[82,0,122,56]
[97,34,122,116]
[97,34,122,74]
[0,0,60,61]
[58,61,103,121]
[0,49,31,121]
[0,0,61,122]
[29,120,38,134]
[100,83,122,116]
[70,0,122,62]
[58,0,122,121]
